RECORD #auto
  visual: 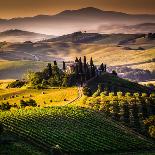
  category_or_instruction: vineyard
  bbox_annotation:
[0,106,154,154]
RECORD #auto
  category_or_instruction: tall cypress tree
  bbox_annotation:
[79,57,83,73]
[90,57,94,77]
[75,57,79,63]
[63,61,66,70]
[90,57,93,66]
[47,63,52,78]
[100,63,104,72]
[83,56,87,72]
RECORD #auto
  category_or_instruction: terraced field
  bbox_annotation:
[0,106,154,155]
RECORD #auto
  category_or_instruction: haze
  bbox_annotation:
[0,0,155,19]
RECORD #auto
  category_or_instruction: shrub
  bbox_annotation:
[20,99,37,108]
[117,92,123,97]
[7,80,25,88]
[27,99,37,107]
[92,90,100,97]
[20,100,27,108]
[0,102,11,110]
[82,86,92,97]
[112,70,117,76]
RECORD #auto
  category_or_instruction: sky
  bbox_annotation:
[0,0,155,19]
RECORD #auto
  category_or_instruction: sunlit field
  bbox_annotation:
[0,87,78,107]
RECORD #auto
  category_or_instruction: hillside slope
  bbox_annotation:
[86,73,150,93]
[0,106,154,154]
[0,29,54,42]
[0,33,154,80]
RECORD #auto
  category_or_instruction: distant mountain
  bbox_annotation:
[0,29,55,42]
[0,7,155,35]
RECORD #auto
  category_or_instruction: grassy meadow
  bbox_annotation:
[0,86,78,107]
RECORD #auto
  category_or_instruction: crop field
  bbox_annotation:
[0,106,154,155]
[0,87,78,107]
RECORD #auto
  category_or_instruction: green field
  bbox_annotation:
[0,106,154,155]
[0,87,78,107]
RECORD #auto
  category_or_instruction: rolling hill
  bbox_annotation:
[0,7,155,35]
[0,32,154,81]
[0,29,54,42]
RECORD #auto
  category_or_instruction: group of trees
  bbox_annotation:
[27,61,69,88]
[74,56,106,84]
[7,80,25,88]
[147,33,155,40]
[0,99,37,111]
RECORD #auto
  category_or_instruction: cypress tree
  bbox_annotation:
[62,61,66,70]
[90,57,93,66]
[100,63,104,72]
[47,63,52,78]
[84,56,87,72]
[79,57,83,73]
[75,57,79,63]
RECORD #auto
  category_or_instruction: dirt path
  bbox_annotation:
[65,86,83,106]
[24,52,40,61]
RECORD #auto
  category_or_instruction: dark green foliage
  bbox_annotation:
[7,80,25,88]
[86,73,150,94]
[27,61,69,88]
[144,115,155,138]
[62,61,66,70]
[32,72,44,86]
[112,70,117,76]
[0,102,11,110]
[120,101,130,124]
[42,63,52,80]
[92,84,102,97]
[0,106,154,153]
[85,89,155,133]
[100,63,104,72]
[83,86,92,97]
[75,57,79,63]
[20,99,37,108]
[54,61,57,66]
[0,123,3,135]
